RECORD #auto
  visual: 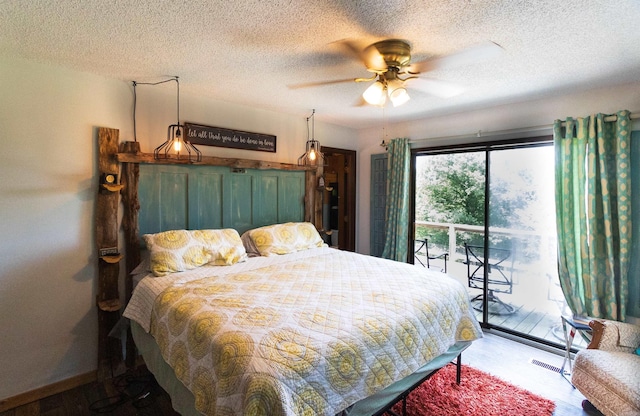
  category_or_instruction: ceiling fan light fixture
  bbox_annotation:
[389,88,410,107]
[296,38,503,109]
[363,80,387,106]
[387,79,410,107]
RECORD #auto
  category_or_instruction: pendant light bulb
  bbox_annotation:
[173,127,183,153]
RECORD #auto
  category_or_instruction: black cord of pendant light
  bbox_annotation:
[132,77,178,143]
[132,81,137,142]
[176,77,180,128]
[308,109,314,142]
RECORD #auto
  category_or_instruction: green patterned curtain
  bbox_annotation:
[554,110,632,320]
[382,138,410,262]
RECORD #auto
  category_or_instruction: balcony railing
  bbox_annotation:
[414,220,580,348]
[415,220,557,267]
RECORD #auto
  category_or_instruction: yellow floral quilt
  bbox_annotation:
[148,248,482,415]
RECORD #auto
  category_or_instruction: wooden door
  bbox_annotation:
[321,147,356,251]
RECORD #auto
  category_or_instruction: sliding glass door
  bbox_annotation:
[414,140,572,347]
[485,145,566,339]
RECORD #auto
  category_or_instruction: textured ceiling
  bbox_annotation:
[2,0,640,129]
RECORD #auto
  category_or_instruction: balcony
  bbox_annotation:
[414,220,588,349]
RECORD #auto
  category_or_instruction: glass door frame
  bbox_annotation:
[410,135,562,347]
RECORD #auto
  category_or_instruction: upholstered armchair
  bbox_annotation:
[571,319,640,416]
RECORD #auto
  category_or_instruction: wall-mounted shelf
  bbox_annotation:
[317,186,334,192]
[100,254,123,263]
[97,298,121,312]
[101,183,124,192]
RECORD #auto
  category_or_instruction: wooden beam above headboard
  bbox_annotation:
[116,151,316,171]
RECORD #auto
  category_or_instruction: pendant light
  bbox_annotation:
[153,76,201,162]
[298,109,324,166]
[132,76,201,162]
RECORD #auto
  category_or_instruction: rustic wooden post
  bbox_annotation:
[305,167,324,230]
[314,167,324,230]
[304,170,315,224]
[96,127,123,380]
[119,140,140,368]
[120,141,141,278]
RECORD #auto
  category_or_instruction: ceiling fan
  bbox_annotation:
[289,39,503,107]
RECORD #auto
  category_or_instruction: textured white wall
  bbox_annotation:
[0,57,355,401]
[355,82,640,254]
[0,58,129,399]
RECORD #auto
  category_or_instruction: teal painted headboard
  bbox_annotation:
[138,164,305,238]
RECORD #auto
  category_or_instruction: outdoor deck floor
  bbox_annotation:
[415,253,589,349]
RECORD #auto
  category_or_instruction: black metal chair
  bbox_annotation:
[415,239,449,272]
[464,243,515,315]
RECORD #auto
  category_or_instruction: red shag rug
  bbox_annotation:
[392,364,556,416]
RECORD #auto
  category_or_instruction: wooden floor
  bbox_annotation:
[0,366,180,416]
[461,330,602,416]
[0,331,603,416]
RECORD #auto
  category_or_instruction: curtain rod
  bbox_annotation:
[409,111,639,145]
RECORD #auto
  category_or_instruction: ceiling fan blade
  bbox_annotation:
[353,96,368,107]
[407,78,465,98]
[333,39,387,72]
[287,77,356,89]
[409,41,504,73]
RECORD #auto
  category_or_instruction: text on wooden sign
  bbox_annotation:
[185,122,276,153]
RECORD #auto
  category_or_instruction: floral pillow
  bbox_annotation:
[247,222,325,256]
[143,228,247,276]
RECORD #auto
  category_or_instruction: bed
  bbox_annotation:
[101,151,483,415]
[123,222,483,416]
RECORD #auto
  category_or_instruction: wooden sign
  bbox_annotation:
[185,122,276,153]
